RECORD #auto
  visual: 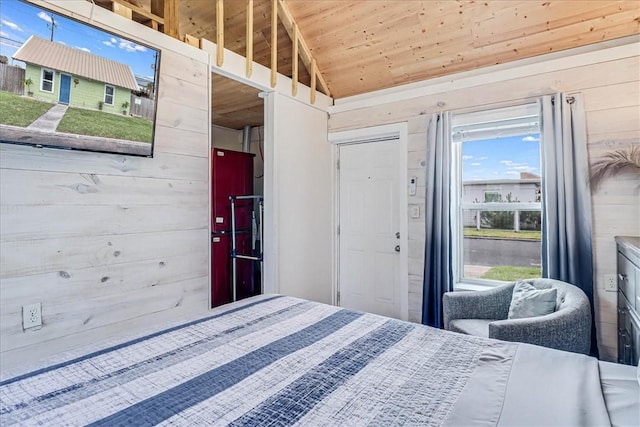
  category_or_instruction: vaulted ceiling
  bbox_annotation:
[286,0,639,99]
[180,0,640,99]
[95,0,640,128]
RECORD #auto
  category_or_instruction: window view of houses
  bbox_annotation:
[0,1,159,156]
[455,117,543,283]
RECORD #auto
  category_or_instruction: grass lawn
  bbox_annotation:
[464,227,541,240]
[0,91,54,127]
[57,107,153,143]
[480,266,541,281]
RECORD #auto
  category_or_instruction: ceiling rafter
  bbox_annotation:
[110,0,164,25]
[151,0,179,39]
[91,0,329,103]
[277,0,330,97]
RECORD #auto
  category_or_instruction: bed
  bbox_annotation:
[1,294,638,426]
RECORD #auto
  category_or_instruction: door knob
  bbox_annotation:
[395,245,400,252]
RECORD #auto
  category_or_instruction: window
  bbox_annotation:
[104,85,115,105]
[452,104,542,287]
[40,68,54,92]
[483,191,501,203]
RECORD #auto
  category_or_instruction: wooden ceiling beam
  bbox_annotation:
[183,34,200,48]
[271,0,277,88]
[113,0,163,25]
[277,0,330,97]
[163,0,179,39]
[310,58,316,104]
[246,0,254,77]
[111,1,132,20]
[292,22,298,96]
[150,0,180,39]
[216,0,224,66]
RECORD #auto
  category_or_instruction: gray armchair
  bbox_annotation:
[442,278,591,354]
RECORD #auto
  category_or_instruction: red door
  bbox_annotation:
[211,234,231,307]
[211,149,255,233]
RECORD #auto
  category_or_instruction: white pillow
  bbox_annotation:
[508,281,557,319]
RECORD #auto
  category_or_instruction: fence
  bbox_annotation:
[0,63,25,95]
[129,95,155,121]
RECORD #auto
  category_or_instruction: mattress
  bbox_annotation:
[0,294,614,426]
[598,361,640,427]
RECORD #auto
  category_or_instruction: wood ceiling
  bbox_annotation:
[286,0,640,99]
[211,73,264,130]
[94,1,640,129]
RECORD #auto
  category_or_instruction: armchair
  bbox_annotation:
[442,278,591,354]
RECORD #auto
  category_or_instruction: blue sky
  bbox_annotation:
[462,134,541,181]
[0,0,157,80]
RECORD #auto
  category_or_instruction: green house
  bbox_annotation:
[13,36,138,114]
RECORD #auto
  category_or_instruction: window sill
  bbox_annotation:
[454,282,497,292]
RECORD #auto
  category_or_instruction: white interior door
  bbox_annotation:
[339,139,402,318]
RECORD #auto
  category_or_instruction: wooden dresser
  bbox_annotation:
[616,236,640,366]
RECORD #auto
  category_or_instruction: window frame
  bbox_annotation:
[451,103,542,289]
[40,68,54,93]
[104,84,115,106]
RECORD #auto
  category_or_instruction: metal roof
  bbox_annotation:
[13,36,138,91]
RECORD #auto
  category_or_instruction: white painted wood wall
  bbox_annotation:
[328,42,640,361]
[263,93,333,304]
[0,4,211,370]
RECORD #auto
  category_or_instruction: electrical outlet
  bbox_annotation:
[603,274,617,292]
[22,303,42,330]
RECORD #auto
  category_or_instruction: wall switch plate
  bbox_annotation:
[411,205,420,218]
[603,274,617,292]
[22,303,42,330]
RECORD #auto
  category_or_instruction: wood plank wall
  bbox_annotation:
[0,18,211,370]
[329,51,640,362]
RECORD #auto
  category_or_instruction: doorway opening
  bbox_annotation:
[210,72,265,308]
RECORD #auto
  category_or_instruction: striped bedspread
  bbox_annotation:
[0,294,611,426]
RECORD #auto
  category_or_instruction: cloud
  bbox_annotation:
[471,162,481,166]
[76,46,91,53]
[499,159,538,175]
[37,11,53,24]
[118,39,147,53]
[522,135,540,142]
[500,160,529,168]
[477,156,488,160]
[103,37,118,48]
[462,155,473,160]
[0,30,8,37]
[1,19,23,31]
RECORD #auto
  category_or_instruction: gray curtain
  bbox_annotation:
[422,112,453,328]
[539,93,598,356]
